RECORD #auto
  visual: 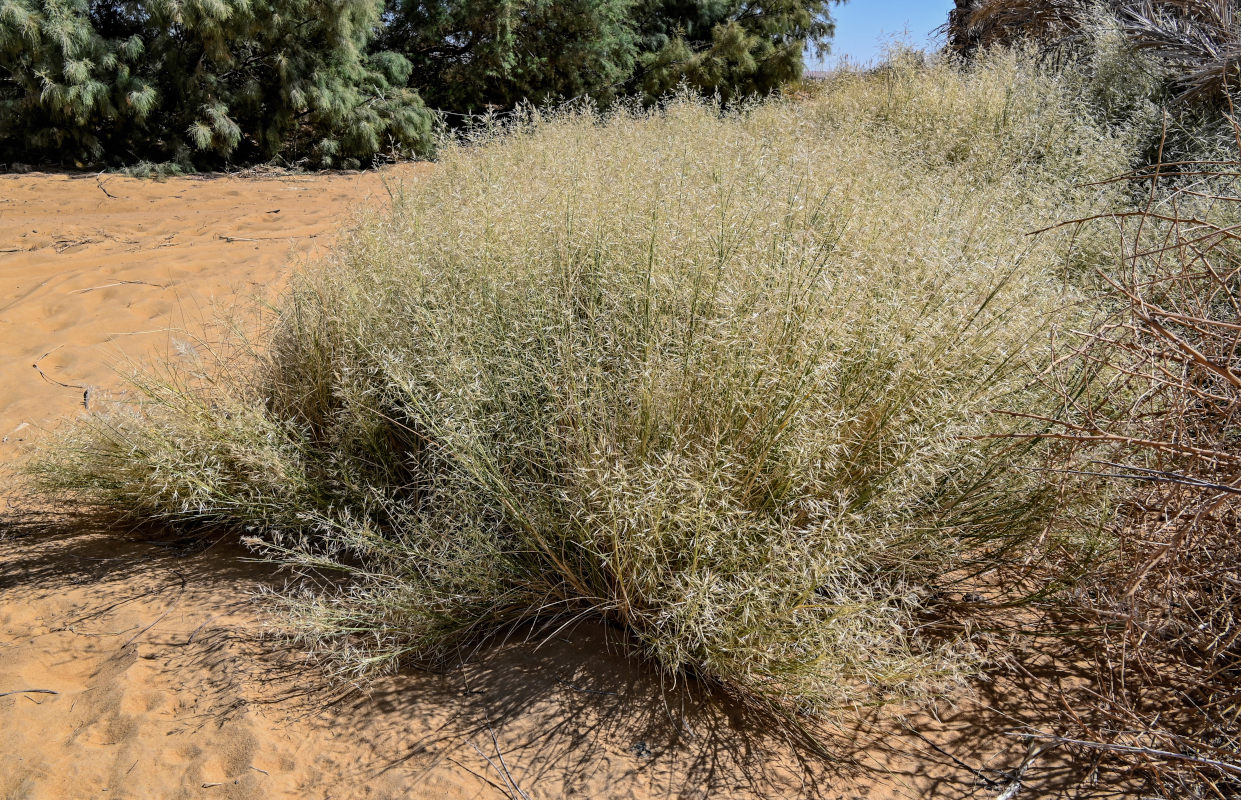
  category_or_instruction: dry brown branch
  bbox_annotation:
[1031,134,1241,795]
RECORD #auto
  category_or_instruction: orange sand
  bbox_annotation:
[0,169,1091,799]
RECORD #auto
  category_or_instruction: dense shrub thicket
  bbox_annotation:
[1044,159,1241,796]
[28,53,1133,712]
[383,0,835,112]
[0,0,837,168]
[945,7,1241,788]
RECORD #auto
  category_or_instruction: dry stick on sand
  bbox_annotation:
[903,723,1009,789]
[468,736,530,800]
[31,347,92,409]
[216,233,320,243]
[182,615,220,646]
[121,606,177,649]
[53,238,100,253]
[73,280,166,294]
[1014,733,1241,779]
[96,174,118,199]
[446,757,514,797]
[456,649,530,800]
[0,689,59,698]
[992,738,1052,800]
[122,571,188,648]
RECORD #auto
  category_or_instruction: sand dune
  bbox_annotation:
[0,169,1083,799]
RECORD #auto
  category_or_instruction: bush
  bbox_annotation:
[0,0,435,168]
[382,0,837,113]
[1036,137,1241,795]
[27,54,1133,713]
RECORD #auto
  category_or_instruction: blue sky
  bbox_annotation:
[810,1,956,69]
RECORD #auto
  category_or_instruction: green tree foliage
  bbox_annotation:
[381,0,640,111]
[382,0,837,111]
[0,0,835,167]
[0,0,434,168]
[632,0,836,101]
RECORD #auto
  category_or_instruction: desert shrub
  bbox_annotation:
[0,0,435,168]
[1033,140,1241,795]
[28,54,1133,713]
[1081,9,1166,123]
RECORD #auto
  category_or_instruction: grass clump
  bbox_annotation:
[28,54,1132,713]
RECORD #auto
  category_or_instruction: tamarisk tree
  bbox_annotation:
[380,0,640,112]
[1,0,838,167]
[0,0,434,168]
[382,0,838,112]
[631,0,837,101]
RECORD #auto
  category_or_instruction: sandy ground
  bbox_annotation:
[0,169,1103,800]
[0,168,415,440]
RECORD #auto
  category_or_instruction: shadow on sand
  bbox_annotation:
[0,506,1132,799]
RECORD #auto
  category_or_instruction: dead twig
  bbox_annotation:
[1015,733,1241,778]
[96,175,118,199]
[72,280,166,294]
[32,347,84,391]
[1025,114,1241,796]
[216,233,320,243]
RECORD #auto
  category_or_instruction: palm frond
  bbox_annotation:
[948,0,1241,108]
